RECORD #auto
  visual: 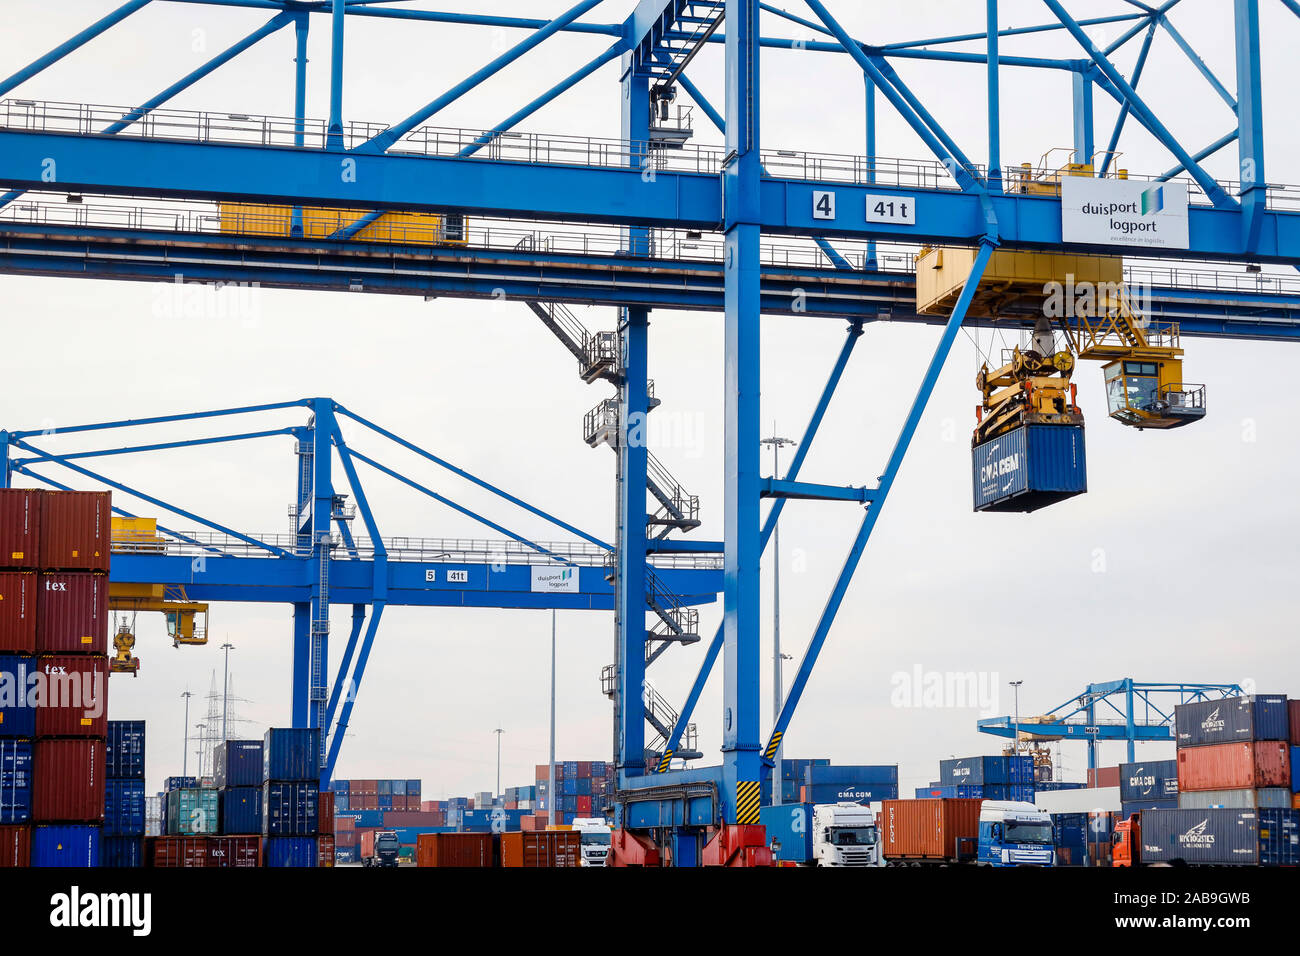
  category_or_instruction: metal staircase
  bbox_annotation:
[646,451,700,536]
[646,1,726,93]
[644,568,700,664]
[524,299,623,384]
[601,665,701,763]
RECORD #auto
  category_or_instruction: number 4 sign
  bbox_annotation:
[812,190,836,220]
[864,194,916,225]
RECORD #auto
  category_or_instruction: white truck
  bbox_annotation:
[570,817,612,867]
[811,802,880,867]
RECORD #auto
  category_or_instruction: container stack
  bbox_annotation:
[20,490,112,867]
[1292,700,1300,809]
[102,720,146,867]
[931,755,1035,802]
[1118,758,1178,817]
[262,727,320,867]
[533,759,614,824]
[214,738,264,868]
[1174,695,1292,809]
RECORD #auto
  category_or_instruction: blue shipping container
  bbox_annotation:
[1119,759,1179,803]
[263,728,320,782]
[0,739,32,824]
[1122,799,1178,817]
[164,776,197,792]
[759,803,814,863]
[32,825,99,867]
[1138,808,1299,866]
[100,836,143,868]
[1174,695,1289,748]
[804,765,898,786]
[335,809,384,828]
[264,836,317,867]
[407,779,421,796]
[214,740,264,788]
[104,779,146,836]
[801,783,897,804]
[1293,748,1299,793]
[0,656,36,738]
[972,424,1086,513]
[263,782,319,836]
[221,786,264,834]
[105,721,146,779]
[330,779,349,792]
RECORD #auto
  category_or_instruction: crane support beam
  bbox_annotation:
[2,130,1294,260]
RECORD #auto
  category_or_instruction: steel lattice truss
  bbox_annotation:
[0,1,1296,821]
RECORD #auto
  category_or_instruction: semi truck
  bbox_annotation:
[361,829,401,868]
[1113,808,1300,866]
[570,818,612,866]
[758,802,880,866]
[879,798,1055,866]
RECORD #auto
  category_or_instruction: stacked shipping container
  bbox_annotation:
[102,720,146,867]
[1174,695,1292,810]
[262,727,320,867]
[0,490,113,867]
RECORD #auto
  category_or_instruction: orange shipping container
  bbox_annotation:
[318,791,335,833]
[878,798,983,862]
[416,832,492,868]
[334,815,355,833]
[318,835,335,868]
[500,831,581,868]
[0,825,30,867]
[1177,741,1291,791]
[1087,766,1121,789]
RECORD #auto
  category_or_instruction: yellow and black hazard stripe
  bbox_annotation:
[736,781,761,825]
[656,750,673,773]
[763,731,783,760]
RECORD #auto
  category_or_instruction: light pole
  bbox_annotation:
[494,727,504,801]
[181,691,193,777]
[548,609,556,825]
[220,642,234,743]
[1009,680,1023,759]
[761,430,796,803]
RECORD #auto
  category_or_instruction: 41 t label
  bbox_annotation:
[865,194,915,225]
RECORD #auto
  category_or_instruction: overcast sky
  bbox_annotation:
[2,1,1297,800]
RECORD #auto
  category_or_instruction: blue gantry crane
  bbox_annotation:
[977,680,1247,769]
[1,1,1299,864]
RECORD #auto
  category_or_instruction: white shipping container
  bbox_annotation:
[1032,786,1121,813]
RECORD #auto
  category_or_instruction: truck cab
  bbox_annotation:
[363,830,401,868]
[812,803,880,867]
[977,801,1055,867]
[570,817,612,867]
[1111,813,1138,867]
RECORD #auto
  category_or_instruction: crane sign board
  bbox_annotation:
[1060,177,1189,250]
[530,565,579,593]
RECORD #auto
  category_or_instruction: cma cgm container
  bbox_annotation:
[1138,808,1300,866]
[35,573,108,655]
[1119,759,1179,803]
[165,788,219,835]
[214,739,263,788]
[39,491,110,572]
[1175,695,1289,748]
[500,830,582,868]
[100,836,144,868]
[1178,789,1292,810]
[0,740,32,824]
[105,720,145,778]
[0,825,30,866]
[939,755,1033,786]
[33,739,104,823]
[0,572,36,652]
[221,787,263,834]
[801,783,897,804]
[263,782,319,836]
[34,655,108,738]
[0,655,36,737]
[103,778,146,836]
[264,836,317,867]
[1178,741,1291,791]
[263,728,320,782]
[972,424,1086,513]
[0,489,41,569]
[878,798,983,863]
[32,824,100,867]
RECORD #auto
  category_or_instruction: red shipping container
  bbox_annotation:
[33,738,104,823]
[208,836,261,868]
[1290,699,1300,746]
[381,811,447,828]
[318,790,335,833]
[0,571,37,652]
[505,800,518,810]
[334,815,355,832]
[34,655,108,738]
[318,835,335,868]
[335,830,357,848]
[416,832,492,868]
[500,831,581,868]
[0,825,30,867]
[0,489,41,569]
[35,572,108,655]
[577,761,592,777]
[1177,740,1291,791]
[878,798,983,862]
[39,491,110,572]
[1087,766,1121,789]
[576,796,592,814]
[149,836,209,868]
